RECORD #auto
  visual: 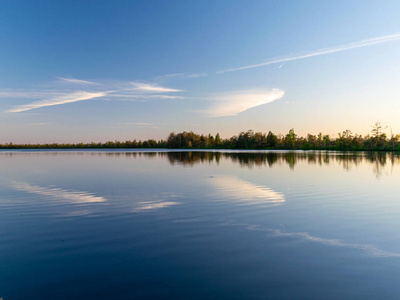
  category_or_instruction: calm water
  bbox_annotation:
[1,150,400,299]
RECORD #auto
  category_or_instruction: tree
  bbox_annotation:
[284,129,296,149]
[215,133,221,148]
[266,131,278,148]
[371,121,387,150]
[307,134,317,149]
[337,130,352,150]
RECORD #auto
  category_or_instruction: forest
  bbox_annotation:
[1,122,400,151]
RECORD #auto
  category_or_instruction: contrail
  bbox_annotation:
[217,32,400,73]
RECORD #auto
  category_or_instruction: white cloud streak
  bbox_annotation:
[5,79,181,113]
[0,90,64,99]
[157,72,208,80]
[7,91,107,113]
[27,123,51,126]
[104,94,183,100]
[207,88,285,117]
[57,77,98,85]
[183,72,208,78]
[130,122,153,126]
[130,82,181,93]
[218,32,400,73]
[116,122,154,126]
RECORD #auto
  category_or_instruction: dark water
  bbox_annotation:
[1,150,400,299]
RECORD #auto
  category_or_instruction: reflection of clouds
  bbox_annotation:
[61,209,94,217]
[273,230,400,257]
[134,201,180,211]
[210,176,285,206]
[11,181,106,204]
[133,192,181,212]
[223,221,400,258]
[172,216,208,223]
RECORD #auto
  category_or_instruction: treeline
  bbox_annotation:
[0,139,166,149]
[166,124,400,151]
[1,122,399,151]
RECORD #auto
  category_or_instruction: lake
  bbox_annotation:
[1,150,400,299]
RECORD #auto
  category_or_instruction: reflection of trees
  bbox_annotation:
[165,151,400,177]
[2,150,399,177]
[1,151,165,160]
[226,152,277,169]
[285,152,296,170]
[365,152,387,179]
[167,151,221,166]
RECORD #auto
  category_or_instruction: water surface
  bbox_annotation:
[1,150,400,299]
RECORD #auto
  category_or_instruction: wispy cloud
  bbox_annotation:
[207,88,285,117]
[104,94,183,100]
[129,122,153,126]
[11,181,106,204]
[218,32,400,73]
[27,122,52,126]
[7,91,107,113]
[5,80,181,112]
[181,72,208,78]
[156,72,208,81]
[0,90,63,99]
[130,82,181,93]
[57,77,98,85]
[116,122,155,127]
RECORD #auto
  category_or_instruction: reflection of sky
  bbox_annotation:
[11,181,106,204]
[210,176,285,206]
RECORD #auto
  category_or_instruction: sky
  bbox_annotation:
[1,0,400,143]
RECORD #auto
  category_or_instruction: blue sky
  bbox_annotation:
[1,0,400,143]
